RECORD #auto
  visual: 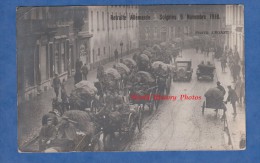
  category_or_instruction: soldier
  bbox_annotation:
[97,63,104,82]
[74,70,82,85]
[81,63,89,80]
[114,49,119,63]
[220,54,227,72]
[216,81,226,96]
[225,85,239,116]
[235,77,242,105]
[38,117,58,151]
[52,74,61,98]
[61,79,69,112]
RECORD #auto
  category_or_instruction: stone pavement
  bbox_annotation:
[18,52,135,147]
[214,56,246,150]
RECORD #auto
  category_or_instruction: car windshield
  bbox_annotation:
[177,62,188,67]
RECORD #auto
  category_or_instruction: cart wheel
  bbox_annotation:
[148,94,154,114]
[91,138,103,151]
[166,79,171,95]
[128,113,137,138]
[202,101,205,115]
[155,100,159,110]
[137,106,143,132]
[103,134,116,151]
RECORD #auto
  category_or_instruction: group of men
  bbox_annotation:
[74,59,89,85]
[221,47,243,82]
[217,81,241,116]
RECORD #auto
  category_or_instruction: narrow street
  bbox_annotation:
[125,49,245,151]
[18,49,245,151]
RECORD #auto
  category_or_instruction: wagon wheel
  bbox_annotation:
[148,92,154,114]
[103,133,116,151]
[90,100,96,113]
[90,136,104,151]
[202,101,205,115]
[127,113,137,138]
[154,89,160,110]
[92,140,103,151]
[166,78,171,95]
[137,106,143,132]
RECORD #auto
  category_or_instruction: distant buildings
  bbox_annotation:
[138,5,226,48]
[225,5,244,60]
[87,6,139,67]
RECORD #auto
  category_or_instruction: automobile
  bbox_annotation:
[172,58,193,81]
[196,62,215,81]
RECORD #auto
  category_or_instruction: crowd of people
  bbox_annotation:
[217,46,245,117]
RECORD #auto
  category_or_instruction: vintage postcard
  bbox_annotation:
[17,5,245,152]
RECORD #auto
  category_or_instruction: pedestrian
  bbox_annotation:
[195,46,199,53]
[67,59,71,78]
[97,63,104,82]
[81,63,89,80]
[220,55,227,72]
[74,71,82,85]
[240,80,245,105]
[216,81,226,96]
[234,77,242,105]
[75,58,83,72]
[241,61,245,78]
[234,50,240,63]
[225,85,239,116]
[61,79,69,112]
[52,74,61,98]
[233,63,241,83]
[114,49,119,63]
[206,47,210,57]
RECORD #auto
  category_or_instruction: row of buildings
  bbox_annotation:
[17,5,244,103]
[225,5,244,60]
[17,6,139,103]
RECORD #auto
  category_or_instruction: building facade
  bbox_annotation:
[225,5,244,60]
[139,5,226,48]
[17,7,90,103]
[17,6,139,102]
[87,6,139,68]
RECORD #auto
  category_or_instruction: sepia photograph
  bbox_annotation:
[17,5,245,152]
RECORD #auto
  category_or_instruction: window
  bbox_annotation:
[132,13,134,27]
[98,48,100,61]
[129,13,131,27]
[107,12,109,30]
[116,12,117,29]
[102,12,105,30]
[124,16,126,28]
[36,8,39,19]
[97,11,99,31]
[112,12,114,30]
[120,12,121,29]
[92,49,95,63]
[91,11,93,31]
[104,47,106,57]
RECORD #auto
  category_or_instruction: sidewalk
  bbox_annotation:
[18,52,136,146]
[214,58,246,150]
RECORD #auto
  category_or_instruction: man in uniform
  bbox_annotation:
[52,74,61,98]
[81,63,89,80]
[216,81,226,96]
[225,85,239,116]
[97,63,104,82]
